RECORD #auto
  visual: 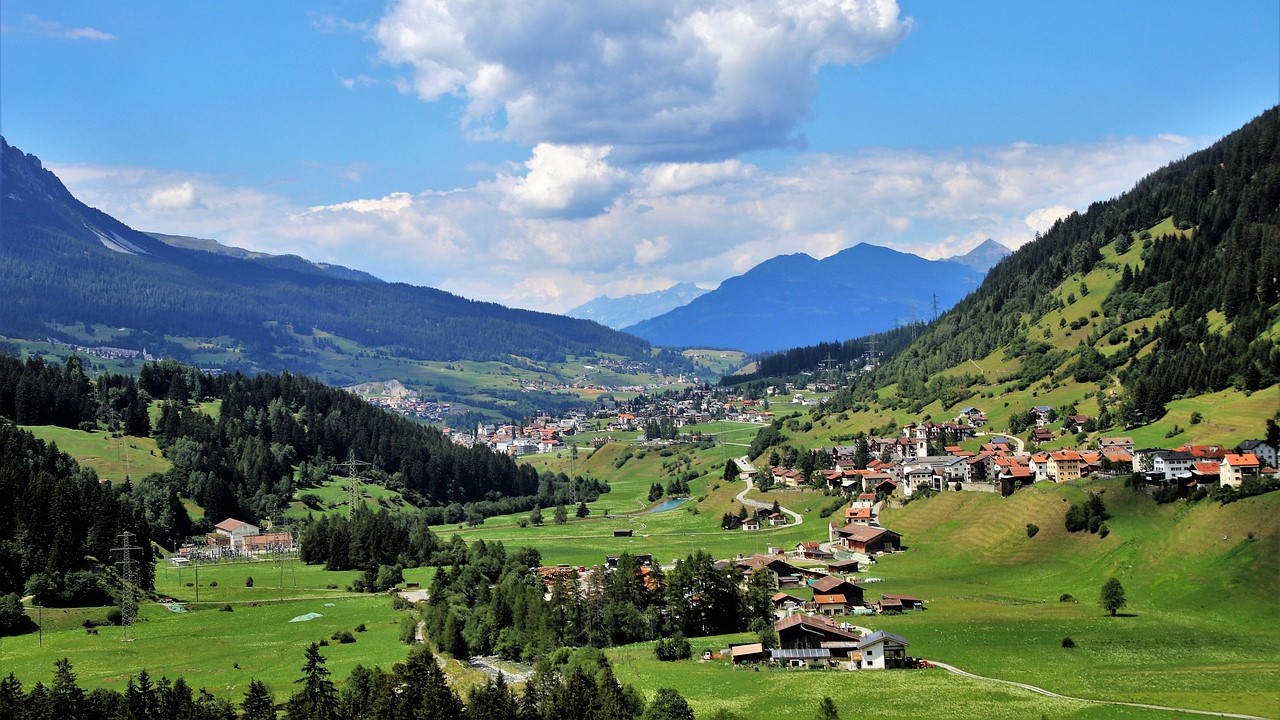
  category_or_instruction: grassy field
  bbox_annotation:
[607,639,1187,719]
[21,424,170,482]
[284,476,421,520]
[1,557,431,702]
[865,480,1280,717]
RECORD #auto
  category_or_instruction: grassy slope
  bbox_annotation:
[866,480,1279,716]
[21,425,170,482]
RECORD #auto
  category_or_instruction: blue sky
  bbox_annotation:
[2,1,1277,312]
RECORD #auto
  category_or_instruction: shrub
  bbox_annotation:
[1061,637,1076,649]
[221,604,234,612]
[106,608,123,626]
[355,623,367,632]
[1098,523,1110,538]
[208,581,218,587]
[1026,523,1040,538]
[399,616,418,645]
[332,630,356,644]
[654,633,692,661]
[245,576,254,588]
[1059,593,1074,603]
[318,639,329,647]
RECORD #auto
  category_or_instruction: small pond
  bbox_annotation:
[645,497,690,513]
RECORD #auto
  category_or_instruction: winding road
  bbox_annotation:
[733,457,803,527]
[931,661,1271,720]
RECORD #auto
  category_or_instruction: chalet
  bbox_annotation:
[772,614,861,668]
[851,492,877,509]
[813,594,851,616]
[1066,414,1089,433]
[832,524,901,555]
[843,506,873,525]
[741,517,761,531]
[877,594,925,612]
[1220,453,1261,488]
[826,558,861,574]
[771,591,802,611]
[736,555,807,588]
[857,630,909,670]
[874,477,898,496]
[810,574,865,606]
[1031,427,1056,444]
[1098,436,1135,453]
[795,541,833,561]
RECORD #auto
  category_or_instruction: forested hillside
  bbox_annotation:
[0,137,655,366]
[821,107,1280,422]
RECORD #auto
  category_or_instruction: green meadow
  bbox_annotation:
[21,425,170,482]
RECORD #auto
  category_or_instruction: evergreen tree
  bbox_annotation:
[285,643,337,720]
[241,679,276,720]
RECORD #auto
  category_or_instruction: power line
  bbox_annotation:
[335,456,372,518]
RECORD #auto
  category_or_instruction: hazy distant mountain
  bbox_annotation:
[0,136,652,366]
[624,243,976,353]
[148,232,384,284]
[946,238,1011,273]
[566,282,709,329]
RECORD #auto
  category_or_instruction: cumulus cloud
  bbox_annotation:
[50,132,1198,313]
[372,0,912,162]
[495,143,628,217]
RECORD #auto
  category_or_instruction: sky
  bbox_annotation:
[2,1,1277,313]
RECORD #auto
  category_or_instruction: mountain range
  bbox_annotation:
[565,282,709,330]
[623,241,1006,353]
[0,137,653,371]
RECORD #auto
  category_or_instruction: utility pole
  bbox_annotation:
[931,292,940,322]
[113,531,142,641]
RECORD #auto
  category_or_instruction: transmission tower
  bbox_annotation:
[931,292,940,322]
[113,531,142,641]
[335,456,372,518]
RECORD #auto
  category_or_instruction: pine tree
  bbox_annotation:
[241,679,276,720]
[285,643,337,720]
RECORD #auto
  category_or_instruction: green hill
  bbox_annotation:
[869,479,1279,716]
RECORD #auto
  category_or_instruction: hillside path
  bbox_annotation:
[930,660,1271,720]
[735,470,803,527]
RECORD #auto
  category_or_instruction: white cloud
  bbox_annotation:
[11,16,116,40]
[147,181,198,210]
[372,0,912,162]
[496,143,628,217]
[1024,205,1074,236]
[49,132,1200,313]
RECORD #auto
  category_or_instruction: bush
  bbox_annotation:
[106,608,123,626]
[221,604,234,612]
[1061,637,1076,649]
[1026,523,1040,538]
[654,633,692,661]
[245,576,254,588]
[1059,593,1074,603]
[355,623,367,632]
[399,616,418,645]
[332,630,356,644]
[1098,523,1110,538]
[208,581,218,588]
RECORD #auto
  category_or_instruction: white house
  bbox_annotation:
[857,630,909,670]
[213,518,260,551]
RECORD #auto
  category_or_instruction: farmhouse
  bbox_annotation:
[772,614,861,668]
[877,594,925,612]
[810,574,865,606]
[1220,453,1261,488]
[831,524,902,555]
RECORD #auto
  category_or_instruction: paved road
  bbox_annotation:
[977,431,1026,454]
[931,661,1271,720]
[734,464,803,527]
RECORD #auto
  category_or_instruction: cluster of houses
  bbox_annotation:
[172,518,295,563]
[361,394,453,423]
[444,415,593,456]
[752,410,1276,500]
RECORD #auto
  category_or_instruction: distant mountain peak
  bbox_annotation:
[946,238,1011,272]
[566,282,708,329]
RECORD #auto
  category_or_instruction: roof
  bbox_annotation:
[214,518,253,533]
[812,574,861,593]
[730,643,765,658]
[827,559,861,570]
[1224,453,1260,467]
[773,614,859,640]
[837,525,899,543]
[770,648,832,660]
[879,594,924,604]
[813,594,847,605]
[857,630,909,650]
